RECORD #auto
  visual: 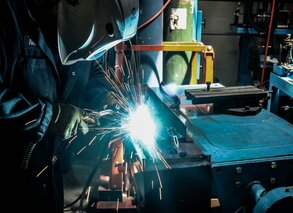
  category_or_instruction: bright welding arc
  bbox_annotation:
[124,104,157,147]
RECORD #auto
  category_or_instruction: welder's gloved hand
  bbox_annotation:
[48,103,96,140]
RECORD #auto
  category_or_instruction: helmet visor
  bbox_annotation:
[57,0,139,65]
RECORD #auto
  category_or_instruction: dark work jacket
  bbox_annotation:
[0,0,113,212]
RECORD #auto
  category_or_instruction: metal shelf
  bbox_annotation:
[231,26,293,35]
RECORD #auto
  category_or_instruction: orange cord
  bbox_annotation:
[260,0,276,87]
[137,0,171,31]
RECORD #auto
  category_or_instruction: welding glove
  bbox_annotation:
[48,103,95,140]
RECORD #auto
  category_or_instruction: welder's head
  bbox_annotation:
[57,0,139,65]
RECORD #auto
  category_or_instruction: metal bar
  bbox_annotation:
[122,42,215,84]
[268,72,293,113]
[110,138,124,190]
[128,43,210,52]
[204,52,214,83]
[190,52,198,84]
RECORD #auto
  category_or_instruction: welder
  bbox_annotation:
[0,0,139,212]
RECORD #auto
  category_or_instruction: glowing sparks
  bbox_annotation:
[36,165,48,178]
[76,146,87,155]
[49,46,172,212]
[124,104,156,147]
[89,135,97,146]
[25,119,37,126]
[86,186,91,203]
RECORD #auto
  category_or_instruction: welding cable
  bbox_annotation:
[63,133,110,211]
[137,0,171,31]
[63,194,82,210]
[128,161,143,213]
[78,136,110,213]
[260,0,276,87]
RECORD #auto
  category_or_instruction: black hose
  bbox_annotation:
[78,135,110,213]
[63,194,82,209]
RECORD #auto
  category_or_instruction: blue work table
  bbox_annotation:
[186,109,293,163]
[151,83,293,163]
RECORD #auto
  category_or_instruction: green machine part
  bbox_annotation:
[163,0,194,85]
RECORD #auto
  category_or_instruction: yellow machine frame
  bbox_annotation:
[125,41,215,84]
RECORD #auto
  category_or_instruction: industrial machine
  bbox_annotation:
[232,0,293,33]
[71,82,293,213]
[267,34,293,124]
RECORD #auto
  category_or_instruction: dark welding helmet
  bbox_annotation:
[57,0,139,65]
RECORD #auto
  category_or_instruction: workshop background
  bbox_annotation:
[63,0,293,213]
[135,0,293,123]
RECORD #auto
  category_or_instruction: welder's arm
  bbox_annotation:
[0,88,52,143]
[47,103,95,140]
[0,88,95,142]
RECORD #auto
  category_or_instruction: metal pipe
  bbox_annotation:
[248,181,266,203]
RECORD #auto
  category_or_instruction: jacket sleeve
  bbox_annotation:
[0,88,53,144]
[0,1,52,144]
[85,59,117,110]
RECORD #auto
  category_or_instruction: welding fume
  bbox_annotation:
[0,0,139,212]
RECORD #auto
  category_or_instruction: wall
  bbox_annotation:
[199,1,240,86]
[136,0,163,87]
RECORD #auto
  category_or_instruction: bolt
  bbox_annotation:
[236,181,242,188]
[206,81,211,91]
[271,162,277,169]
[179,151,187,158]
[270,177,276,185]
[235,166,242,174]
[244,105,250,110]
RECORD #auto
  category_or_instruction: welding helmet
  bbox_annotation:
[57,0,139,65]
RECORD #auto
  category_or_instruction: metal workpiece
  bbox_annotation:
[136,85,210,166]
[146,86,187,141]
[128,86,212,213]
